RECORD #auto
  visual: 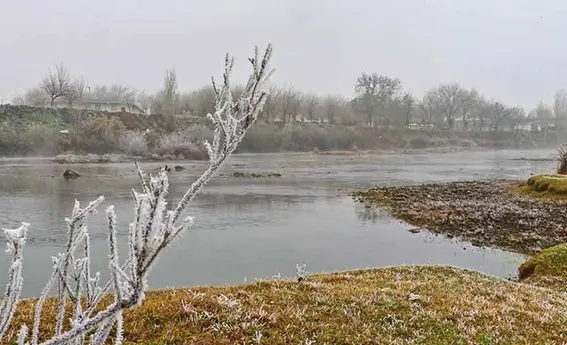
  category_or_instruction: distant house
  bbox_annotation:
[52,98,149,115]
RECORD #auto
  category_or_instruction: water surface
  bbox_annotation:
[0,149,556,297]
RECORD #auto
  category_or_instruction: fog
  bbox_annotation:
[2,0,567,108]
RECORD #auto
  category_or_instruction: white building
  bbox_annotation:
[52,98,149,115]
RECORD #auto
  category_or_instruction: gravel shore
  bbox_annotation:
[352,180,567,255]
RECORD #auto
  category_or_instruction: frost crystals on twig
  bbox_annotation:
[0,43,274,345]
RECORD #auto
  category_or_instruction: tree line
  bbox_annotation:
[11,64,567,133]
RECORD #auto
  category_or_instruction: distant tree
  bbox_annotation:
[427,84,469,130]
[40,64,74,107]
[554,89,567,140]
[11,94,25,106]
[303,94,320,122]
[418,93,439,127]
[258,86,279,123]
[486,101,507,131]
[400,92,415,127]
[472,96,490,132]
[354,73,401,127]
[162,69,178,116]
[64,78,86,108]
[278,85,301,123]
[535,101,553,124]
[456,89,480,130]
[505,106,526,131]
[194,86,216,116]
[136,91,151,114]
[325,96,355,125]
[23,87,49,107]
[122,88,138,112]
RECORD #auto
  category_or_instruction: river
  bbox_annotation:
[0,149,557,297]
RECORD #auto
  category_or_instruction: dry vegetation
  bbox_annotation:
[0,105,546,160]
[352,180,567,254]
[4,266,567,345]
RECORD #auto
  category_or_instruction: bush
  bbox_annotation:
[21,124,61,155]
[116,131,147,156]
[154,132,207,160]
[409,135,433,149]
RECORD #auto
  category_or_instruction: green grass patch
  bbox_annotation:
[519,243,567,292]
[511,174,567,200]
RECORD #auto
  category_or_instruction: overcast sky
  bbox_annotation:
[1,0,566,109]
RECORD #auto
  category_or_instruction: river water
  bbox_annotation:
[0,149,557,297]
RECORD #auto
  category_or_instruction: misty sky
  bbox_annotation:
[1,0,567,109]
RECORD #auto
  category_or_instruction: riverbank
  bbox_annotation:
[6,265,567,344]
[0,105,552,158]
[50,146,489,164]
[352,179,567,255]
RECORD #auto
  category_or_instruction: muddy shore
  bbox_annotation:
[352,180,567,255]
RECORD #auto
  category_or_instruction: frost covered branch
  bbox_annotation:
[0,43,273,345]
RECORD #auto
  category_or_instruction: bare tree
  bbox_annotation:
[258,85,279,123]
[324,96,351,125]
[278,85,301,123]
[428,84,469,130]
[161,69,179,117]
[64,78,86,108]
[400,92,415,127]
[303,94,320,122]
[353,73,401,127]
[505,106,526,132]
[486,101,507,131]
[40,64,74,107]
[418,93,439,127]
[137,91,151,114]
[181,86,216,117]
[456,89,480,130]
[554,89,567,140]
[0,44,274,345]
[122,89,138,112]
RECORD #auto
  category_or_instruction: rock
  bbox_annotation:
[63,169,80,180]
[174,165,185,172]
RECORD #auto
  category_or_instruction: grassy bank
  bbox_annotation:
[512,174,567,200]
[0,105,548,159]
[5,266,567,344]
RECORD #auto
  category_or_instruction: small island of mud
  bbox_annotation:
[352,179,567,255]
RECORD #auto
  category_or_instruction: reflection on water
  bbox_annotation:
[354,202,394,224]
[0,150,551,297]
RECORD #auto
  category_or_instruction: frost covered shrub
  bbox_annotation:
[21,124,61,155]
[154,132,206,160]
[118,131,148,156]
[239,124,282,152]
[72,116,127,154]
[0,44,274,345]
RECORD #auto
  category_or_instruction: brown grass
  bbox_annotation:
[5,266,567,344]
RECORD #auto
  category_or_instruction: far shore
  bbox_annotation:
[0,145,555,165]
